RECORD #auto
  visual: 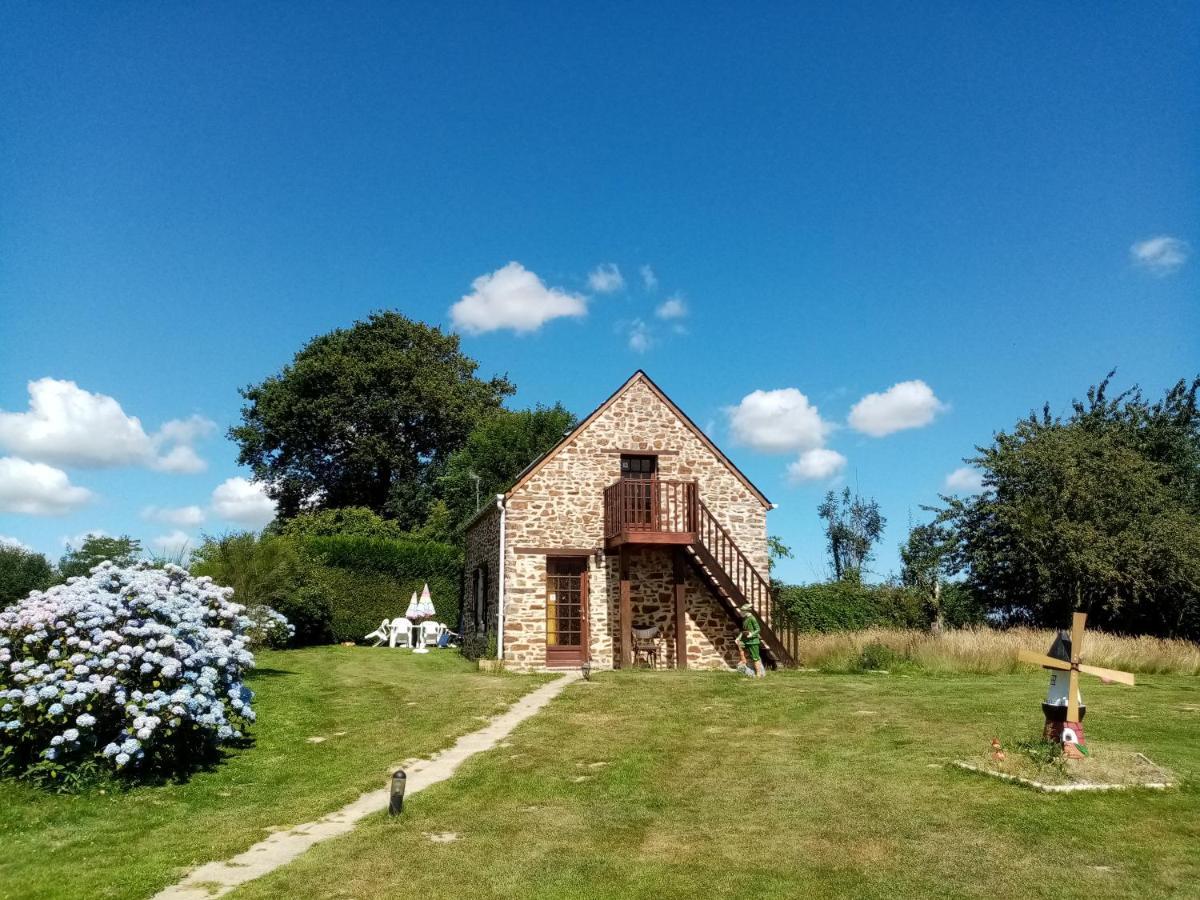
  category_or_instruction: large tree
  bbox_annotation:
[230,313,514,527]
[942,374,1200,638]
[817,487,885,581]
[899,521,956,632]
[436,404,576,535]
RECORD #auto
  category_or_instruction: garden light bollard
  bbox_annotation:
[389,769,407,816]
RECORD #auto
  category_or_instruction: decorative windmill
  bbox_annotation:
[1017,612,1134,757]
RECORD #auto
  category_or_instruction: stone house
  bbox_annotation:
[461,371,798,673]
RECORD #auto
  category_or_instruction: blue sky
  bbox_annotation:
[0,3,1195,583]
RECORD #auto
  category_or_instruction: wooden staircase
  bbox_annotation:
[684,501,799,668]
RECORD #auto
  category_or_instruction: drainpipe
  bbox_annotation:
[495,494,507,662]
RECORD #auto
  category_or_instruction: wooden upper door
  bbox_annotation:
[545,556,589,666]
[620,455,658,529]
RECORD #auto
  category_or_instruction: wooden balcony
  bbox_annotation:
[603,478,698,549]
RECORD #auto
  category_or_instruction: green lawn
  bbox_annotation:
[228,669,1200,900]
[0,648,549,900]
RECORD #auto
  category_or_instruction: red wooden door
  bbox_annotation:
[545,557,589,666]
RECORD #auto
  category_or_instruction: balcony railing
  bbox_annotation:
[603,478,698,544]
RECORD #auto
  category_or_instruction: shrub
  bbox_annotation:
[244,606,294,650]
[0,563,263,787]
[190,533,334,646]
[852,641,903,672]
[460,634,489,661]
[0,544,53,607]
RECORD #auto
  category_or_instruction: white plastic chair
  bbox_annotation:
[389,617,413,648]
[365,619,392,646]
[420,620,443,646]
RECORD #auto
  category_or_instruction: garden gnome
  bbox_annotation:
[739,603,765,678]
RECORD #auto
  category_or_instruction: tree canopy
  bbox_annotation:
[437,404,576,534]
[0,544,53,605]
[230,312,514,528]
[817,488,886,581]
[59,535,142,580]
[941,374,1200,638]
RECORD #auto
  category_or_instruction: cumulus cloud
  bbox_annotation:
[639,264,658,291]
[627,319,652,353]
[1130,235,1189,275]
[450,262,588,334]
[587,263,625,293]
[210,477,277,528]
[787,448,847,483]
[944,466,985,494]
[848,380,946,437]
[0,534,32,551]
[0,456,94,516]
[0,379,214,471]
[655,296,687,320]
[150,530,193,557]
[727,388,832,453]
[142,504,205,528]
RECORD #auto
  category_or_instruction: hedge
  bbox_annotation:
[776,579,929,632]
[302,535,462,641]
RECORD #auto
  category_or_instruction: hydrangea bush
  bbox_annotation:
[245,604,294,650]
[0,562,274,786]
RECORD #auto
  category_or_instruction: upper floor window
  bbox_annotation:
[620,454,657,480]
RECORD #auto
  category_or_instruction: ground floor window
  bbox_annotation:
[472,564,488,633]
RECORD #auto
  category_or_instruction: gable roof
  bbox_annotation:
[504,370,772,509]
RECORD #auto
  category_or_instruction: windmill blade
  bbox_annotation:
[1079,663,1136,686]
[1018,649,1070,671]
[1067,668,1080,722]
[1071,612,1087,660]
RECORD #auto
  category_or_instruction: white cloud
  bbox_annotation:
[142,504,205,528]
[0,379,214,471]
[450,262,588,334]
[627,319,652,353]
[1130,235,1189,275]
[639,264,658,291]
[0,456,94,516]
[944,466,985,494]
[0,534,32,551]
[787,448,847,483]
[211,477,277,528]
[726,388,832,453]
[150,530,193,557]
[655,296,687,320]
[848,380,946,437]
[587,263,625,293]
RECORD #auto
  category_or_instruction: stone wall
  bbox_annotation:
[624,548,742,669]
[499,375,767,672]
[461,503,501,646]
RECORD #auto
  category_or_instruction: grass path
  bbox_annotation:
[0,648,549,900]
[228,670,1200,900]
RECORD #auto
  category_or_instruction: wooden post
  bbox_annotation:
[673,548,687,670]
[619,545,632,669]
